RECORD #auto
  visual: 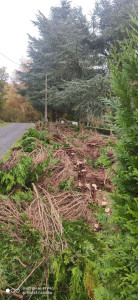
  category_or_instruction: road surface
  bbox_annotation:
[0,123,34,157]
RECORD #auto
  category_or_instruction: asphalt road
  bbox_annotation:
[0,123,34,157]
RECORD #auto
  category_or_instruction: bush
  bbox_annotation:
[0,156,33,192]
[22,127,49,142]
[52,221,102,299]
[0,221,45,296]
[21,137,37,152]
[22,127,40,140]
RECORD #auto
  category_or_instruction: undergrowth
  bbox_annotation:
[59,177,73,191]
[0,222,46,299]
[52,220,103,299]
[94,147,113,169]
[0,156,33,193]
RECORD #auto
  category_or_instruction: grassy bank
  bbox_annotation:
[1,137,22,161]
[0,122,11,128]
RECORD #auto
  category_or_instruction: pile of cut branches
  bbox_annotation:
[26,184,65,252]
[0,123,116,299]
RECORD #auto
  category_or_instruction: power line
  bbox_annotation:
[0,51,20,66]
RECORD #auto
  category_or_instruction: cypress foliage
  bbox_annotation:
[94,12,138,299]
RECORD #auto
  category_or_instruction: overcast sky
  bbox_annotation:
[0,0,96,78]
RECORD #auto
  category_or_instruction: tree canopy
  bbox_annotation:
[17,0,137,121]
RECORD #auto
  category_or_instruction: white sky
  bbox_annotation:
[0,0,96,78]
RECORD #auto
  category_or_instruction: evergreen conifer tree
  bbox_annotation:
[94,12,138,299]
[17,1,93,117]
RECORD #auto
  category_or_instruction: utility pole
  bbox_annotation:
[45,74,48,121]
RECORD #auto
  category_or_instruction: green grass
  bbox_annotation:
[1,137,22,161]
[0,122,11,128]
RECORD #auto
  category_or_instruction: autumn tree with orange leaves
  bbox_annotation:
[1,84,41,122]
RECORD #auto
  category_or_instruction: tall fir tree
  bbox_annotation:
[93,0,138,52]
[17,1,92,115]
[17,0,137,120]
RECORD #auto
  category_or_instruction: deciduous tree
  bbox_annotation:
[2,84,41,122]
[0,67,8,114]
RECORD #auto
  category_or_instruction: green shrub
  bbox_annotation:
[0,222,45,294]
[21,137,37,152]
[52,221,102,299]
[95,148,112,168]
[22,127,49,143]
[0,156,33,193]
[22,127,40,140]
[11,189,33,204]
[59,177,73,191]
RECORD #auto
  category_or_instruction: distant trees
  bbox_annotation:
[0,62,41,122]
[0,67,8,114]
[0,66,41,122]
[2,84,41,122]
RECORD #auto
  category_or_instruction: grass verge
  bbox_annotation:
[0,122,11,128]
[1,137,22,161]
